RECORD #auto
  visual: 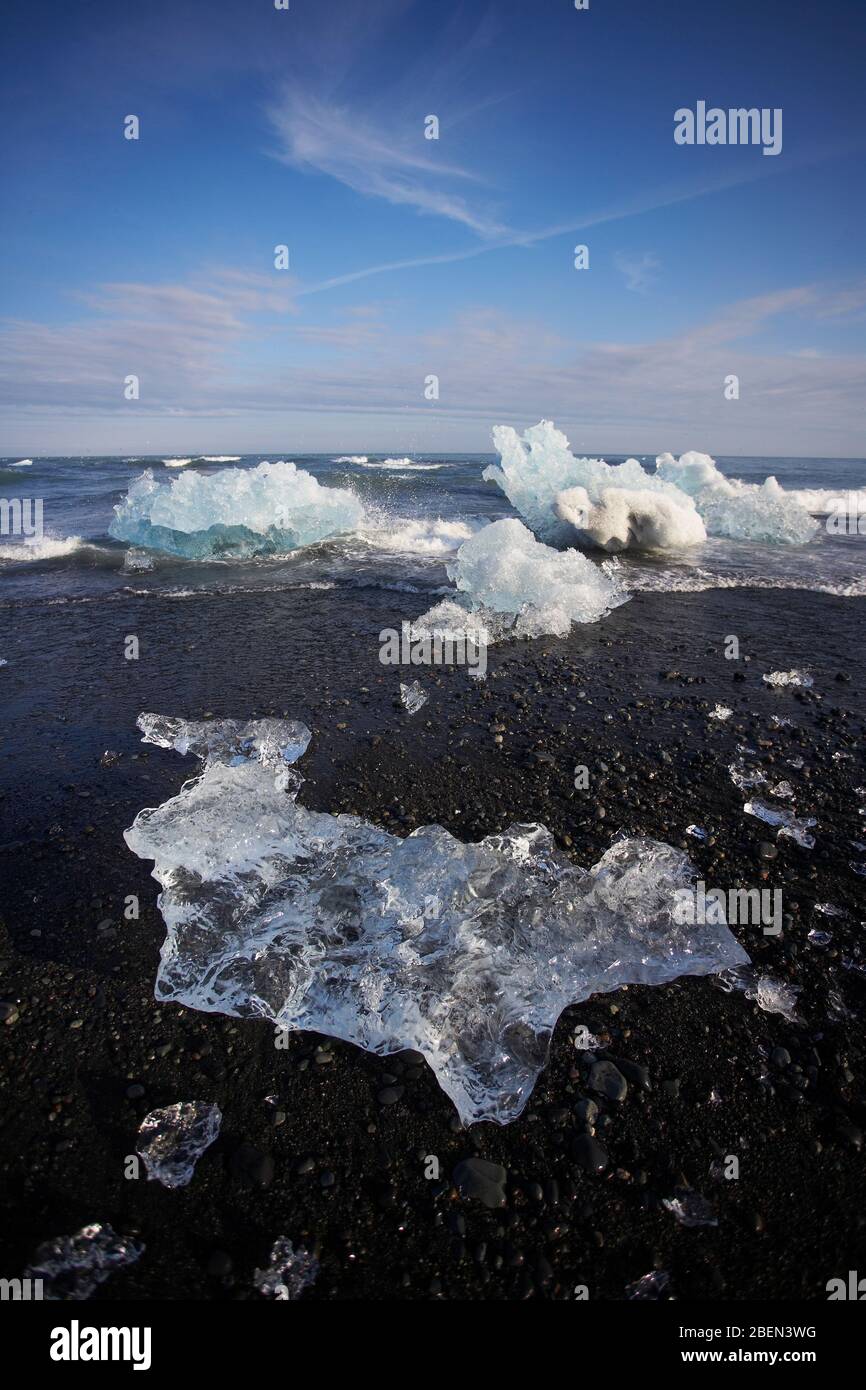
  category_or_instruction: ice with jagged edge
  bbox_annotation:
[136,1101,222,1189]
[483,421,819,550]
[253,1239,319,1299]
[414,517,628,643]
[109,462,365,559]
[123,714,749,1126]
[23,1224,144,1300]
[400,679,428,714]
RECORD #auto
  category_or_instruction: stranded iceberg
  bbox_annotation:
[484,421,819,551]
[109,462,364,558]
[414,516,628,643]
[124,714,749,1125]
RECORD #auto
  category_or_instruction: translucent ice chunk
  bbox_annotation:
[136,1102,222,1189]
[719,966,800,1020]
[763,669,814,688]
[23,1224,144,1300]
[253,1239,319,1300]
[729,757,767,791]
[400,680,428,715]
[743,798,816,847]
[484,421,698,547]
[123,716,750,1126]
[710,705,732,721]
[685,825,708,840]
[626,1270,672,1300]
[482,421,817,549]
[415,517,627,643]
[662,1191,718,1227]
[109,463,365,558]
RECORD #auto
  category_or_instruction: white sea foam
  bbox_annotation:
[332,455,369,464]
[198,455,241,463]
[0,534,84,561]
[162,458,194,467]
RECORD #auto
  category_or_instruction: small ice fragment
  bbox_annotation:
[787,755,804,769]
[136,1101,221,1189]
[0,659,7,668]
[808,930,832,946]
[815,903,844,916]
[747,974,800,1022]
[851,862,866,877]
[399,680,428,715]
[762,670,813,688]
[23,1224,144,1300]
[663,1191,718,1228]
[729,758,767,791]
[685,825,708,841]
[708,1088,722,1105]
[626,1270,671,1300]
[709,705,732,721]
[768,781,794,799]
[253,1239,318,1300]
[743,799,816,848]
[770,715,793,728]
[851,841,866,853]
[715,966,799,1022]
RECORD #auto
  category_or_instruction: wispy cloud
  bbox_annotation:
[268,88,507,238]
[3,273,864,455]
[615,251,661,293]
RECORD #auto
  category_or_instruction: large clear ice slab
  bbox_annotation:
[109,463,365,558]
[483,421,818,549]
[123,715,749,1126]
[414,517,628,642]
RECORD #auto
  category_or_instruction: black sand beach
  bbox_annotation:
[2,583,864,1301]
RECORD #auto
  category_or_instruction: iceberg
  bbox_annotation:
[123,714,749,1126]
[483,421,819,549]
[109,462,365,558]
[414,517,628,642]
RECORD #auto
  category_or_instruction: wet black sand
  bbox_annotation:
[1,584,865,1300]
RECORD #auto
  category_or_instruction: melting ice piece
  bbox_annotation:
[729,757,768,792]
[709,705,732,721]
[763,669,814,688]
[253,1239,319,1300]
[136,1101,222,1189]
[808,929,832,946]
[109,463,365,558]
[626,1270,672,1300]
[768,780,794,799]
[685,825,708,841]
[123,716,750,1126]
[714,965,799,1020]
[743,798,816,847]
[400,679,428,715]
[23,1224,144,1300]
[482,421,817,548]
[662,1191,718,1228]
[414,517,627,643]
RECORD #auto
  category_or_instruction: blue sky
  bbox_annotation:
[1,0,864,456]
